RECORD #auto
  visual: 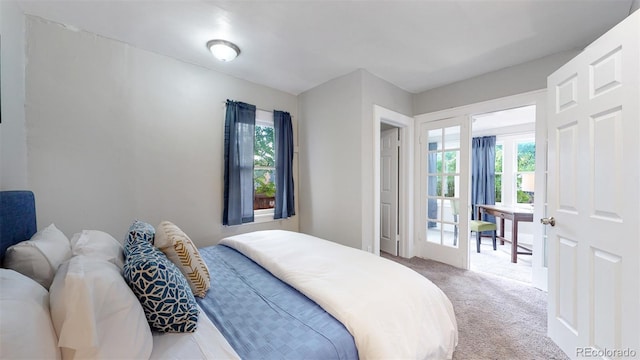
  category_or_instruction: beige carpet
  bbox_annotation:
[382,253,568,360]
[470,241,533,284]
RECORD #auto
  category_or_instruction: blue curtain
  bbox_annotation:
[273,110,295,219]
[223,100,256,225]
[427,142,437,228]
[471,136,496,224]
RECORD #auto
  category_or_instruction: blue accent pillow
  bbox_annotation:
[124,220,155,257]
[123,239,199,333]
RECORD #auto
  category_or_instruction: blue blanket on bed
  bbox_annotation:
[197,245,358,360]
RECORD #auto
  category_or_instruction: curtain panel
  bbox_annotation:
[223,100,256,225]
[273,111,295,219]
[471,136,496,224]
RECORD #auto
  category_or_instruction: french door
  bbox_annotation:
[417,116,470,268]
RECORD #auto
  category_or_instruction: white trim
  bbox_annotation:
[253,208,276,223]
[372,105,414,258]
[415,90,545,123]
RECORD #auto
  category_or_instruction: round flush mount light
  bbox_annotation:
[207,39,241,62]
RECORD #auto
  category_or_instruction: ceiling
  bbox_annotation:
[17,0,634,96]
[472,105,536,134]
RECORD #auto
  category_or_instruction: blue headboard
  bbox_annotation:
[0,191,37,265]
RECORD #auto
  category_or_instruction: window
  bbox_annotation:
[254,110,275,211]
[516,141,535,204]
[495,143,503,203]
[492,134,535,205]
[223,101,294,226]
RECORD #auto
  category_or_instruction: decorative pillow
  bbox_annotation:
[70,230,125,270]
[4,223,71,289]
[124,220,155,257]
[49,256,152,360]
[155,221,211,297]
[0,269,61,360]
[123,239,199,333]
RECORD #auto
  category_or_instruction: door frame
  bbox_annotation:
[414,90,547,277]
[373,105,414,257]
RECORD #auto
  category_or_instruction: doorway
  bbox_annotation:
[470,105,537,284]
[413,90,548,290]
[372,105,414,258]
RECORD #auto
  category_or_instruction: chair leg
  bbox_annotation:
[492,230,497,251]
[476,231,481,253]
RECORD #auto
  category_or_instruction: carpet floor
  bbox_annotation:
[382,253,569,360]
[470,241,533,284]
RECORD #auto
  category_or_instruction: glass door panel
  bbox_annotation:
[425,125,461,248]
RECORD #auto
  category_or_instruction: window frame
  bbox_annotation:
[515,139,536,204]
[494,133,535,205]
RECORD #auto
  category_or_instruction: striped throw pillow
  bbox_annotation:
[154,221,211,298]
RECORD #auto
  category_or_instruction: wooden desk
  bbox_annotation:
[476,204,534,263]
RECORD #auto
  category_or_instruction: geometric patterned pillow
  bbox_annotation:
[124,220,155,257]
[122,239,199,333]
[154,221,211,298]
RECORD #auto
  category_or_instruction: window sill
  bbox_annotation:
[253,209,276,223]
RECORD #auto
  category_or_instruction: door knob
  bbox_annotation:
[540,217,556,226]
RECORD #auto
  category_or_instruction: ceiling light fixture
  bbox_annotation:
[206,39,241,62]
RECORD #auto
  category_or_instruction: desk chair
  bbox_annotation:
[450,199,498,253]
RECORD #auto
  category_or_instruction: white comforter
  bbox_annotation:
[221,230,458,360]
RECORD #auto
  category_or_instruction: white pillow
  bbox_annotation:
[0,269,61,359]
[70,230,125,270]
[4,223,71,289]
[49,256,153,360]
[155,221,211,297]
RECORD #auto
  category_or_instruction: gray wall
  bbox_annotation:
[24,17,299,245]
[298,71,363,249]
[412,50,580,115]
[298,69,411,250]
[1,1,28,189]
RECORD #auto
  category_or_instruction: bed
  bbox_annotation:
[0,190,458,359]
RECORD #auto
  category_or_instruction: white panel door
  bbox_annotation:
[380,128,399,255]
[418,116,470,269]
[547,11,639,357]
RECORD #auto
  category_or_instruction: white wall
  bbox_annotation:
[412,50,579,115]
[0,1,28,190]
[25,17,298,246]
[298,69,412,250]
[298,71,363,249]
